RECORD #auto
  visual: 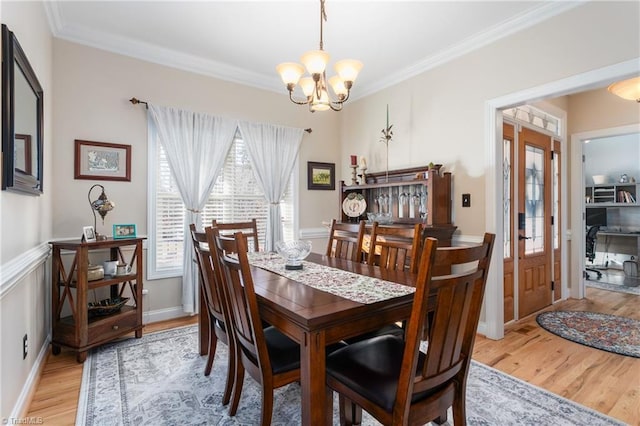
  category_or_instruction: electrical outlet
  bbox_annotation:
[462,193,471,207]
[23,334,28,359]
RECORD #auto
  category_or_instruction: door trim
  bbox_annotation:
[570,123,640,299]
[483,58,639,340]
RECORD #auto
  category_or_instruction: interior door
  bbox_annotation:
[518,126,553,317]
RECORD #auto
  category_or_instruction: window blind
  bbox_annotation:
[150,134,294,277]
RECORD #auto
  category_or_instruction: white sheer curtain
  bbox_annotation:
[148,104,236,313]
[238,122,304,251]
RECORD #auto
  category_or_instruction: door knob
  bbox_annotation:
[518,235,531,240]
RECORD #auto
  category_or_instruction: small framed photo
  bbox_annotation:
[307,161,335,190]
[113,224,137,239]
[74,139,131,181]
[83,226,96,242]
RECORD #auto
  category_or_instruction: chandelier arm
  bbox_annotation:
[289,91,311,106]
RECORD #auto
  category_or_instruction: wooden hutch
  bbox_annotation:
[339,165,456,245]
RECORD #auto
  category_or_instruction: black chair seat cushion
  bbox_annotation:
[264,326,301,374]
[344,323,404,344]
[263,326,348,375]
[327,334,443,412]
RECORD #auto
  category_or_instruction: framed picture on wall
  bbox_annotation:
[74,140,131,181]
[307,161,335,190]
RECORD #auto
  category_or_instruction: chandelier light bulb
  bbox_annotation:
[329,75,348,98]
[299,77,316,98]
[334,59,363,84]
[276,62,304,86]
[301,50,330,75]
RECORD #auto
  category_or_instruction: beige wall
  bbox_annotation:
[341,1,639,239]
[0,1,53,419]
[51,39,341,315]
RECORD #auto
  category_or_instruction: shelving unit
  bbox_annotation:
[50,237,145,362]
[585,183,638,206]
[340,165,456,245]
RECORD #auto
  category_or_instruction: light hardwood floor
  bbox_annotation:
[27,287,639,425]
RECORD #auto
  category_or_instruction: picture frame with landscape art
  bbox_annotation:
[74,139,131,181]
[307,161,335,190]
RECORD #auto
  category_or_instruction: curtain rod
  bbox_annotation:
[129,97,312,133]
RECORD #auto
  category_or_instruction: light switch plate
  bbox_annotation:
[462,193,471,207]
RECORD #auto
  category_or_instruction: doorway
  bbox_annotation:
[482,59,639,340]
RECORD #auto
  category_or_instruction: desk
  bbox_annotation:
[597,231,640,258]
[198,252,419,425]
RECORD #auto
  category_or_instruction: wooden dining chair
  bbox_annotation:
[325,219,366,262]
[366,222,422,273]
[211,218,260,252]
[208,229,302,425]
[189,224,235,405]
[326,233,495,426]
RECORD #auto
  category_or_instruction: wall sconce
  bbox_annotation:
[88,184,115,240]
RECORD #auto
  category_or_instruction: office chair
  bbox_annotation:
[584,225,602,280]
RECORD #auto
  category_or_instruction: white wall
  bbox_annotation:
[0,1,53,420]
[583,133,640,185]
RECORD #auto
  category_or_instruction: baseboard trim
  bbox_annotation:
[12,333,51,419]
[143,306,190,324]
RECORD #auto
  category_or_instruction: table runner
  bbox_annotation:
[247,252,415,304]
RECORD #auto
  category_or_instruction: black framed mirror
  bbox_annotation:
[2,24,44,195]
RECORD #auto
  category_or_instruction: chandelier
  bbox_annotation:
[276,0,362,112]
[607,76,640,102]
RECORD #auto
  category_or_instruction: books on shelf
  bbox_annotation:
[617,190,636,203]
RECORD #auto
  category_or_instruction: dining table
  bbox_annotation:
[198,251,423,425]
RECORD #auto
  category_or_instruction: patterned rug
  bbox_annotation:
[586,279,640,295]
[76,325,624,425]
[537,311,640,358]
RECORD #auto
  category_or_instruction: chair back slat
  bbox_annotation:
[212,218,260,252]
[209,230,270,373]
[326,219,366,262]
[367,222,421,272]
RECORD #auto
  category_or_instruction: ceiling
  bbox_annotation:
[44,1,582,100]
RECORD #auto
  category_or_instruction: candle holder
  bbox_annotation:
[350,165,359,185]
[359,165,367,184]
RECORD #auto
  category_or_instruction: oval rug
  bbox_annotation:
[536,311,640,358]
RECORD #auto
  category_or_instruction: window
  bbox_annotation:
[148,131,296,279]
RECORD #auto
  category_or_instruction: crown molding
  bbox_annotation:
[44,1,585,100]
[353,1,586,100]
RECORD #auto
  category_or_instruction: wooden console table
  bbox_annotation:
[50,237,145,362]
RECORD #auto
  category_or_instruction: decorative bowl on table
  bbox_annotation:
[275,240,312,270]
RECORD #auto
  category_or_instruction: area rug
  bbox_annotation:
[76,325,624,426]
[537,311,640,358]
[586,279,640,295]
